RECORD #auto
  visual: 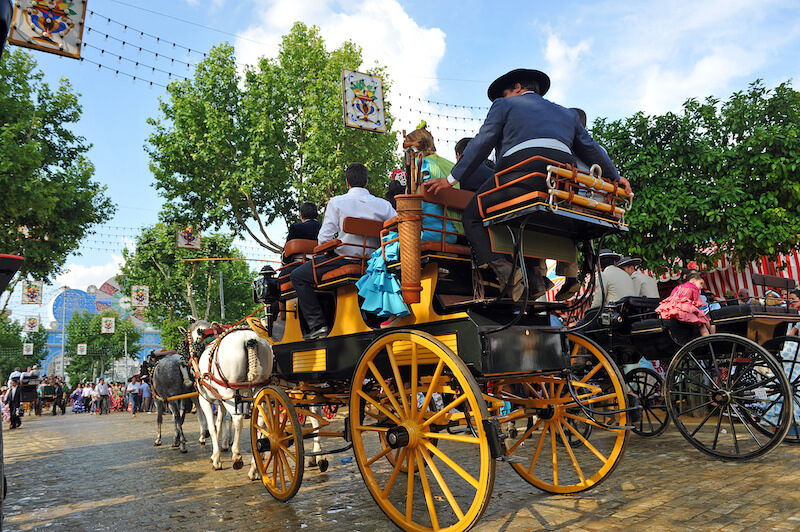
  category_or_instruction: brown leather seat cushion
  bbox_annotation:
[320,263,365,282]
[420,240,471,256]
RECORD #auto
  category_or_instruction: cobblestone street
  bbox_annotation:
[4,409,800,531]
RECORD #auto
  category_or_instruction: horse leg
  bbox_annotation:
[248,415,265,481]
[215,405,230,452]
[154,399,163,446]
[199,396,222,470]
[305,407,327,471]
[193,396,208,445]
[175,400,188,453]
[229,403,245,470]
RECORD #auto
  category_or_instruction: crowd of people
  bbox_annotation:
[1,367,154,429]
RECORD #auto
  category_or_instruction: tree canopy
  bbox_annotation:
[0,316,48,381]
[0,49,116,298]
[146,23,399,253]
[119,223,259,349]
[64,310,141,384]
[593,80,800,273]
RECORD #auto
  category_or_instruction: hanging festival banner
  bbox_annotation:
[101,317,115,334]
[23,316,40,332]
[21,280,43,304]
[23,343,34,355]
[342,69,387,133]
[177,226,201,250]
[76,343,87,355]
[8,0,88,59]
[131,285,149,307]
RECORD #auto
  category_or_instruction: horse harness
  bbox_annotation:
[187,323,269,402]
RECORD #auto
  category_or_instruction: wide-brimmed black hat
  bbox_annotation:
[617,256,642,268]
[488,69,550,101]
[598,249,621,261]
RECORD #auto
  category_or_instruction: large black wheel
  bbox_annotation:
[761,335,800,443]
[625,367,670,437]
[665,333,792,460]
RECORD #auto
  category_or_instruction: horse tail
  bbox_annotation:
[246,338,259,383]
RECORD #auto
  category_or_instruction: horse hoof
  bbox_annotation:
[198,440,206,446]
[154,441,162,447]
[318,459,329,473]
[232,458,244,470]
[181,447,188,454]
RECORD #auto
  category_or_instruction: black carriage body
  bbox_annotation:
[709,304,799,342]
[271,307,570,383]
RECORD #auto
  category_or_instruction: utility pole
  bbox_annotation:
[219,270,226,320]
[60,286,68,381]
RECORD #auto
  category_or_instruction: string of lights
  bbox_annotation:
[80,57,167,88]
[82,45,191,82]
[84,28,196,70]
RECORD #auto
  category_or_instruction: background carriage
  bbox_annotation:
[246,150,633,531]
[582,275,800,461]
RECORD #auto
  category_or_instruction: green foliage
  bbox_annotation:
[146,23,398,252]
[119,223,259,349]
[0,317,49,380]
[0,49,116,287]
[64,310,141,384]
[593,80,800,273]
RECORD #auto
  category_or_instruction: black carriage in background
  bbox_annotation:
[583,274,800,461]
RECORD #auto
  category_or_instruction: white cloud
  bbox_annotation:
[54,254,125,291]
[543,33,592,105]
[233,0,457,155]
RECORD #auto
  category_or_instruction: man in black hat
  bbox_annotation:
[591,249,636,307]
[618,256,660,298]
[425,68,631,300]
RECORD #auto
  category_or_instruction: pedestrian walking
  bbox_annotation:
[140,378,151,414]
[95,378,110,415]
[5,378,22,429]
[126,376,142,418]
[52,379,66,415]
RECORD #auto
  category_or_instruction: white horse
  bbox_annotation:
[181,319,273,478]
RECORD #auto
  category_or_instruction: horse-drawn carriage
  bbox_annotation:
[244,151,634,531]
[582,289,800,460]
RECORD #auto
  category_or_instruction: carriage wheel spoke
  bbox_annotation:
[411,343,419,418]
[686,351,719,388]
[414,449,440,530]
[728,358,758,391]
[422,431,480,445]
[416,360,446,424]
[421,394,469,429]
[550,422,559,486]
[727,405,741,455]
[366,445,395,467]
[381,447,408,498]
[689,404,721,438]
[562,414,609,462]
[527,420,550,475]
[405,450,415,520]
[555,419,586,484]
[419,445,465,520]
[578,362,604,384]
[367,361,406,421]
[386,345,410,417]
[507,417,543,454]
[356,389,401,426]
[423,440,480,489]
[730,403,765,445]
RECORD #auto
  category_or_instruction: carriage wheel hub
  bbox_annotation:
[712,390,731,405]
[256,436,273,453]
[386,422,420,449]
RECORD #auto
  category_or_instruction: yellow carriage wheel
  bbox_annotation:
[350,330,495,532]
[250,386,304,501]
[502,333,629,494]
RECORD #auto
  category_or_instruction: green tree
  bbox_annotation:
[593,80,800,273]
[0,49,116,308]
[64,310,141,384]
[119,223,259,349]
[147,23,398,253]
[0,316,49,381]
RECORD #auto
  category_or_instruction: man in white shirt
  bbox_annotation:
[126,376,142,417]
[290,163,396,340]
[95,377,110,415]
[591,249,636,308]
[7,367,21,387]
[617,256,660,298]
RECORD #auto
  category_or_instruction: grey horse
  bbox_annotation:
[147,354,209,453]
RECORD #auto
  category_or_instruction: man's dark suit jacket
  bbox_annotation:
[286,220,321,242]
[459,161,495,192]
[451,91,620,184]
[5,386,20,409]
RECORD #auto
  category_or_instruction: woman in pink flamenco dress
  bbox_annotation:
[656,272,716,336]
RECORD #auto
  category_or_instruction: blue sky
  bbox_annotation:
[6,0,800,318]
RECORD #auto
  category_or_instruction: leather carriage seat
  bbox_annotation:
[419,186,474,257]
[314,217,384,287]
[279,239,318,295]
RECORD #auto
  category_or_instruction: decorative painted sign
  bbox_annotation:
[131,285,149,307]
[101,317,115,334]
[342,69,387,133]
[8,0,88,59]
[77,343,87,355]
[23,343,34,355]
[177,226,201,250]
[23,315,40,332]
[21,280,43,304]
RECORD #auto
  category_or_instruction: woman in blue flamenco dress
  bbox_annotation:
[70,384,85,413]
[357,126,459,327]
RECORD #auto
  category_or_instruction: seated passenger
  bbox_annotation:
[453,137,495,192]
[591,249,636,308]
[788,290,800,335]
[617,256,660,298]
[290,163,396,340]
[286,201,321,243]
[655,272,716,336]
[357,129,458,327]
[425,68,632,302]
